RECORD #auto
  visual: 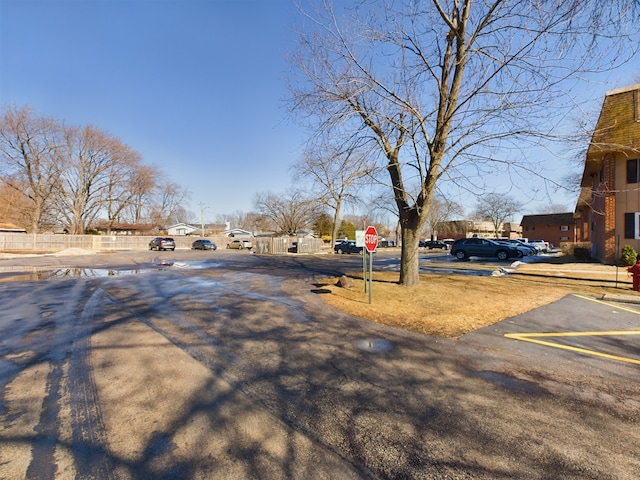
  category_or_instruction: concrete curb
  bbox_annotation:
[600,293,640,304]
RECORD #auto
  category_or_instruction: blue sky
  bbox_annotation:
[1,0,638,224]
[0,0,304,221]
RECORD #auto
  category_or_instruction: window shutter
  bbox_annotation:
[625,212,636,239]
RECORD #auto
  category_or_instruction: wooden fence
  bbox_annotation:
[0,233,325,255]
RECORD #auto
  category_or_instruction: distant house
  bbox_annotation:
[167,223,199,236]
[576,83,640,264]
[94,222,157,235]
[520,213,577,247]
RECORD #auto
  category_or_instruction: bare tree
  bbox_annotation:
[217,210,273,232]
[102,149,151,233]
[0,175,33,228]
[424,197,464,239]
[148,178,191,228]
[253,189,315,235]
[474,194,523,239]
[293,136,373,246]
[0,106,62,232]
[290,0,638,286]
[52,125,145,234]
[122,164,158,224]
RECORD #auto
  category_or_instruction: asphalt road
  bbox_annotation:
[0,249,638,479]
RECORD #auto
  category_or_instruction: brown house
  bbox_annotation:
[519,213,576,248]
[576,83,640,264]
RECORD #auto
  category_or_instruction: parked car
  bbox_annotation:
[505,239,540,254]
[528,239,550,253]
[149,237,175,251]
[449,237,519,261]
[226,239,252,250]
[495,240,533,258]
[191,239,217,250]
[334,240,363,254]
[423,240,449,250]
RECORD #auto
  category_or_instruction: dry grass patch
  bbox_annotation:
[318,271,630,338]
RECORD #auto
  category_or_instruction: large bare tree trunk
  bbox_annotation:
[399,210,422,286]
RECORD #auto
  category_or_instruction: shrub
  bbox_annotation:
[560,242,591,258]
[573,247,591,261]
[620,245,638,267]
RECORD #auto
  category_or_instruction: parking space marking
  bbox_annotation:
[504,295,640,365]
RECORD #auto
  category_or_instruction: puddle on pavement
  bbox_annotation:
[353,338,393,353]
[0,267,163,282]
[0,260,224,283]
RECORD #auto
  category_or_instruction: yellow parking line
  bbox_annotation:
[510,330,640,338]
[504,333,640,365]
[573,293,640,314]
[504,294,640,365]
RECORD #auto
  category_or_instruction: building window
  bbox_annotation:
[627,159,640,184]
[624,212,640,239]
[560,225,569,231]
[560,236,569,241]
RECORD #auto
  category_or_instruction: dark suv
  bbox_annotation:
[149,237,175,251]
[334,240,363,254]
[422,240,449,250]
[449,237,518,261]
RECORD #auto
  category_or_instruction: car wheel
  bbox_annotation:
[496,249,509,261]
[337,248,344,254]
[455,250,467,260]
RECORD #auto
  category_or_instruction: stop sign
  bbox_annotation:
[364,225,378,253]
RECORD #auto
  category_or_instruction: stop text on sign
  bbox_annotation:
[364,225,378,252]
[364,232,377,244]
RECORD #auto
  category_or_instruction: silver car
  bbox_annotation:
[226,239,253,250]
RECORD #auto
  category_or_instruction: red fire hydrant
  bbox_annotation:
[628,258,640,292]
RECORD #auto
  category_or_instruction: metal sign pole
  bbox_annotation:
[363,248,367,293]
[368,250,373,304]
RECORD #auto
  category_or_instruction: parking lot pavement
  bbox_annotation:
[455,292,640,417]
[2,250,640,479]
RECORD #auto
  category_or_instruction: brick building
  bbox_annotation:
[576,83,640,264]
[519,213,576,248]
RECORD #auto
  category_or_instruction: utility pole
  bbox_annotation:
[199,202,207,237]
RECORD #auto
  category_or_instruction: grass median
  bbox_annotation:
[316,259,634,338]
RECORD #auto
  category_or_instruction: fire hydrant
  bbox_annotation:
[628,257,640,292]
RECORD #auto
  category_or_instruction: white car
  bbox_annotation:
[528,239,549,253]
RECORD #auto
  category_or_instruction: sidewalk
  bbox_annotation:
[513,259,640,303]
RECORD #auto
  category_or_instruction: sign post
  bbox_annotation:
[355,230,366,292]
[364,226,378,304]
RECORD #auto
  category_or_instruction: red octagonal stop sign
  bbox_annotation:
[364,225,378,253]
